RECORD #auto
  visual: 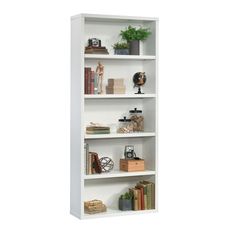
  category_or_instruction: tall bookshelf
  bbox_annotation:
[71,13,158,219]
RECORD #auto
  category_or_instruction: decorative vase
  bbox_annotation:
[114,48,129,55]
[119,199,133,211]
[129,40,140,55]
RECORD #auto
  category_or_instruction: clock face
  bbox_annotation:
[127,152,133,158]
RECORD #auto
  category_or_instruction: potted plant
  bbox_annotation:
[120,25,151,55]
[118,192,133,211]
[112,42,129,55]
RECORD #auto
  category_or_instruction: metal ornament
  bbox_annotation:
[99,157,114,172]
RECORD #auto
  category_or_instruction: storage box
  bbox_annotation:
[120,159,145,172]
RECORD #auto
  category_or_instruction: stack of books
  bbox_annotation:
[84,67,99,94]
[84,200,107,214]
[106,78,126,94]
[84,144,102,175]
[129,181,155,211]
[85,46,109,54]
[86,125,110,134]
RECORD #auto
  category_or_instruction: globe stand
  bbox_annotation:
[135,86,144,94]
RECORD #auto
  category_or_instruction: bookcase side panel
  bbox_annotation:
[70,16,84,219]
[155,19,159,211]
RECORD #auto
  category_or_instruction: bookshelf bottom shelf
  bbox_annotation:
[83,208,157,219]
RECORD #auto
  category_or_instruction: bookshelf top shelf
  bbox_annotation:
[72,13,158,23]
[84,170,156,180]
[84,54,156,60]
[84,132,156,139]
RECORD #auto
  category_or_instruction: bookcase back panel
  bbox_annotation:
[84,60,156,94]
[84,176,155,210]
[86,137,156,172]
[84,20,156,56]
[84,99,156,132]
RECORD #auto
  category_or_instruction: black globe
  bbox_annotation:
[133,72,146,94]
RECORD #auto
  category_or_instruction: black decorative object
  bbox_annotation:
[124,145,136,159]
[133,72,146,94]
[100,157,114,172]
[88,38,101,47]
[129,40,139,55]
[85,38,109,54]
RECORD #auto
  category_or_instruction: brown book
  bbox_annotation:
[90,71,95,94]
[137,183,148,210]
[87,68,91,94]
[85,47,109,54]
[136,185,144,210]
[85,46,107,50]
[136,188,141,210]
[84,67,91,94]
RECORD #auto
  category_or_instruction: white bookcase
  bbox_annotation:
[71,13,158,219]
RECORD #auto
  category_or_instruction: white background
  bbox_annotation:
[0,0,236,235]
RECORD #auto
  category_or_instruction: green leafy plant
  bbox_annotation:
[120,25,151,42]
[119,192,133,200]
[112,42,129,49]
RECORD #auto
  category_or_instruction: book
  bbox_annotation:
[86,125,110,134]
[136,185,144,210]
[90,71,95,94]
[86,126,110,131]
[84,67,92,94]
[130,188,138,211]
[106,86,126,94]
[84,67,89,94]
[86,130,110,134]
[94,73,98,94]
[88,68,91,94]
[88,153,92,175]
[136,183,147,210]
[85,46,109,54]
[84,199,103,207]
[151,182,155,209]
[84,143,89,175]
[144,181,155,209]
[141,181,155,209]
[84,199,107,214]
[136,188,141,210]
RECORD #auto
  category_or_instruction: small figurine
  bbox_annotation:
[96,61,104,94]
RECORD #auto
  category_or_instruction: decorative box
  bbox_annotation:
[120,159,145,172]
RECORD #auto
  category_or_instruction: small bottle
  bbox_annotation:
[117,116,133,133]
[129,108,144,132]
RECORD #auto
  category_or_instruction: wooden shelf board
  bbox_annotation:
[84,132,156,139]
[84,170,155,180]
